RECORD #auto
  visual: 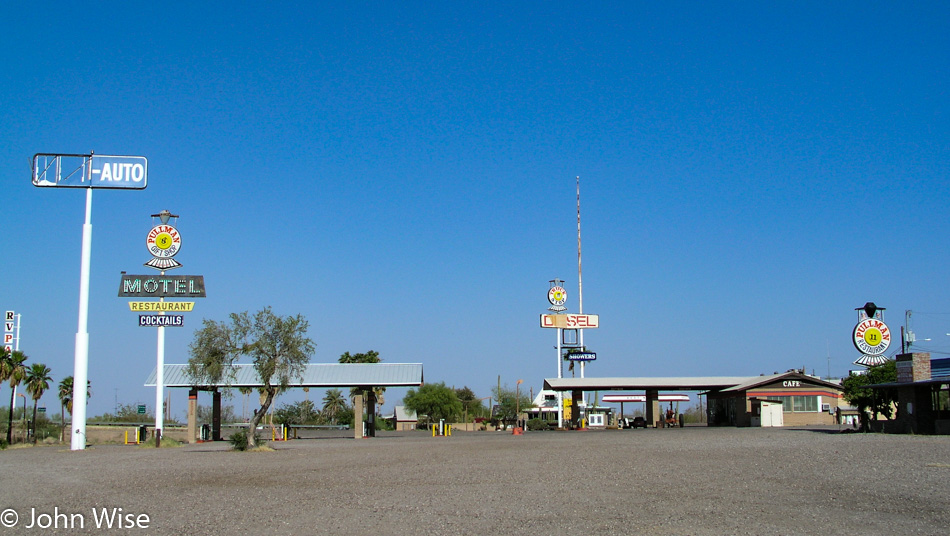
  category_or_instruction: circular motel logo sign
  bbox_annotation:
[146,224,181,259]
[852,318,891,356]
[548,286,567,306]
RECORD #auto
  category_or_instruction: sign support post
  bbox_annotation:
[155,280,165,446]
[557,326,563,427]
[577,176,585,383]
[71,187,93,450]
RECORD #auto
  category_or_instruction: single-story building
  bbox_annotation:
[868,353,950,435]
[391,406,418,431]
[707,372,844,427]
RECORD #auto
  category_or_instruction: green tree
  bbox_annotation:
[336,406,355,428]
[321,388,349,424]
[841,360,898,431]
[2,350,28,444]
[196,404,238,424]
[187,307,315,448]
[57,376,70,442]
[455,386,486,420]
[25,363,52,444]
[492,384,534,427]
[273,399,322,425]
[403,382,462,425]
[339,350,380,364]
[57,376,91,442]
[563,352,576,376]
[339,350,385,415]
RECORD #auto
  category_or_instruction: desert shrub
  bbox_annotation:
[228,428,260,451]
[526,418,549,431]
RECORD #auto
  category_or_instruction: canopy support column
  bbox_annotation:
[187,388,198,443]
[646,389,659,428]
[212,389,221,441]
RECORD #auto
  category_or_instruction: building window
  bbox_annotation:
[775,396,818,412]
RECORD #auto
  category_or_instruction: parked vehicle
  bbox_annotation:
[620,416,647,429]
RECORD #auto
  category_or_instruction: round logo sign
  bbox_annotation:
[146,224,181,258]
[548,286,567,306]
[852,318,890,356]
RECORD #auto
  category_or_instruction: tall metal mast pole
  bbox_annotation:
[155,270,165,446]
[577,176,585,380]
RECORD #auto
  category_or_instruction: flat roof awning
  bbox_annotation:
[544,377,754,392]
[602,394,690,403]
[145,363,424,388]
[866,376,950,389]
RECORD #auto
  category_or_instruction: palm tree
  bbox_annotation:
[0,349,8,406]
[25,363,52,444]
[563,352,576,376]
[0,350,7,438]
[2,350,28,444]
[321,389,348,424]
[58,376,72,442]
[373,386,385,409]
[58,376,91,442]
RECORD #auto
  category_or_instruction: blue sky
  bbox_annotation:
[2,3,949,417]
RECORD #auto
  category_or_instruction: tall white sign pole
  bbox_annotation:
[156,282,165,439]
[577,176,585,381]
[557,327,563,427]
[71,187,93,450]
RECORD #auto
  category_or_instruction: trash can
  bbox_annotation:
[200,424,211,441]
[138,425,148,443]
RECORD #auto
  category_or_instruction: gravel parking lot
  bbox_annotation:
[1,426,948,535]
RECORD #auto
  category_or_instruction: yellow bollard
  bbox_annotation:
[447,424,451,436]
[432,424,436,437]
[125,430,129,445]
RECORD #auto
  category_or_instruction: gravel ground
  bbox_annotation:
[1,427,948,535]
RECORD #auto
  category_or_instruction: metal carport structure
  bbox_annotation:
[145,363,424,441]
